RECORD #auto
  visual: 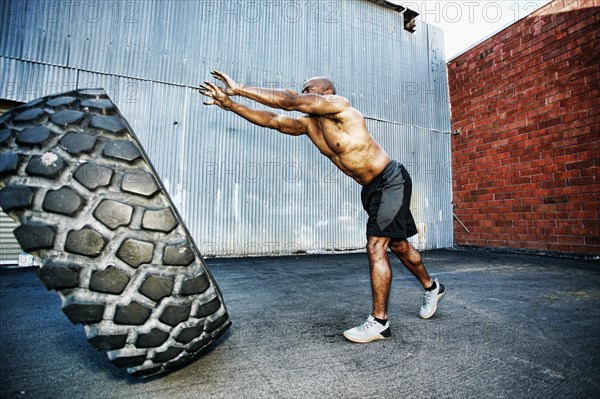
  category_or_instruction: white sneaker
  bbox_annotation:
[419,279,445,319]
[343,315,391,343]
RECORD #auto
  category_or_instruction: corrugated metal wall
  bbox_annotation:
[0,0,452,257]
[0,214,21,265]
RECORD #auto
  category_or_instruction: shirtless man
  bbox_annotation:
[200,71,445,343]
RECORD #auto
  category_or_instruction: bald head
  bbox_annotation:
[303,77,336,95]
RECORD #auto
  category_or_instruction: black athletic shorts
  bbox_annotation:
[361,160,418,240]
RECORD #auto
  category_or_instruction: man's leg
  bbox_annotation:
[389,239,445,319]
[389,239,433,289]
[366,235,393,320]
[342,235,393,343]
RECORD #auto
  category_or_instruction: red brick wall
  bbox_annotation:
[448,0,600,256]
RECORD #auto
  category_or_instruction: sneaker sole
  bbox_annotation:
[419,290,446,319]
[343,331,390,343]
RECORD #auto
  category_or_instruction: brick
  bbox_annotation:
[556,202,583,212]
[566,159,595,170]
[554,170,581,180]
[566,176,596,186]
[551,137,579,149]
[493,192,513,201]
[579,183,600,194]
[569,210,598,220]
[581,166,600,177]
[585,237,600,246]
[532,204,557,213]
[495,220,513,228]
[544,196,568,204]
[448,0,598,256]
[571,244,599,255]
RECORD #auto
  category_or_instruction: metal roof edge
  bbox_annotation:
[366,0,419,17]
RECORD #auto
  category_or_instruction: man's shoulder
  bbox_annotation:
[320,95,353,118]
[324,95,350,107]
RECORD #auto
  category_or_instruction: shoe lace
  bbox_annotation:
[359,319,378,331]
[423,290,435,307]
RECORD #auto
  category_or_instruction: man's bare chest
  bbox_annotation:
[306,117,349,156]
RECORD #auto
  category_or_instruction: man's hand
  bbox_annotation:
[211,70,239,96]
[199,82,234,110]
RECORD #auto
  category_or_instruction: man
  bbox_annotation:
[199,71,445,343]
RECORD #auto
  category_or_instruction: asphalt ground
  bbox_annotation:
[1,249,599,399]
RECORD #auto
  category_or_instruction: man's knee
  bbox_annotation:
[366,236,390,254]
[389,239,410,254]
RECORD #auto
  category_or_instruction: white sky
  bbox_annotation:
[390,1,553,59]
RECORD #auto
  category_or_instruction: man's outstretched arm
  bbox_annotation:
[208,70,348,116]
[199,82,307,136]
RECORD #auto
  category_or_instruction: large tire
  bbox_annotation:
[0,89,231,378]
